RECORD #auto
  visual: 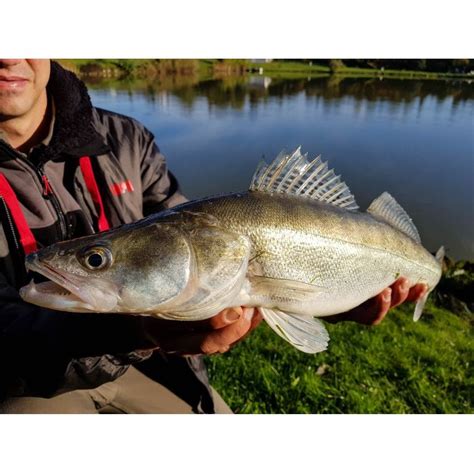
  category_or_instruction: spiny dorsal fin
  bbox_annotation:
[367,192,421,244]
[249,147,359,210]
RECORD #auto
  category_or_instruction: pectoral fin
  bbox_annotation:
[259,308,329,354]
[248,275,325,310]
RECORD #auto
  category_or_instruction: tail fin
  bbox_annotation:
[413,245,444,322]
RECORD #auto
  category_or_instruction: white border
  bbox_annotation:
[2,1,473,57]
[1,1,471,471]
[1,415,471,473]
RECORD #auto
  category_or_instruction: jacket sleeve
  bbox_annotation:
[0,272,153,399]
[139,128,188,216]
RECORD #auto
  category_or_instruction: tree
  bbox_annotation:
[329,59,345,72]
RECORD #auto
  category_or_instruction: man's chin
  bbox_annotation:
[0,96,36,121]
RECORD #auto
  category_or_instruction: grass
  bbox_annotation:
[246,60,330,76]
[244,61,469,80]
[330,66,468,80]
[206,300,472,413]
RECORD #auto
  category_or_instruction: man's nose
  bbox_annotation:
[0,59,23,67]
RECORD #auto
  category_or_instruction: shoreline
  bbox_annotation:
[57,59,473,82]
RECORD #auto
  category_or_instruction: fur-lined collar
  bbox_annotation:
[39,61,109,161]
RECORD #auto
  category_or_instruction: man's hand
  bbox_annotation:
[325,277,429,325]
[141,307,263,356]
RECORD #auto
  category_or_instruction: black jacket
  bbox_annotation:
[0,61,214,412]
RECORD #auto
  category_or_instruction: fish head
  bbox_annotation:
[20,222,193,313]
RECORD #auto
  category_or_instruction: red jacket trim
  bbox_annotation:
[0,173,38,255]
[79,156,110,232]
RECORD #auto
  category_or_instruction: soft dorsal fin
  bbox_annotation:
[367,192,421,243]
[249,147,359,210]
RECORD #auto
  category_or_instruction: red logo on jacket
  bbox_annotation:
[110,180,135,196]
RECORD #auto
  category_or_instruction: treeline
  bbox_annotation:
[59,59,200,77]
[60,59,473,80]
[312,59,473,73]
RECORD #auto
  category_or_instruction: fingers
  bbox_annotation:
[200,309,254,354]
[390,278,429,307]
[160,308,257,356]
[407,283,428,302]
[229,308,263,346]
[390,277,411,307]
[327,288,392,326]
[324,278,430,327]
[359,278,426,325]
[248,309,263,332]
[363,287,392,325]
[171,307,243,332]
[206,307,244,330]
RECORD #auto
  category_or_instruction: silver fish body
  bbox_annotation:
[20,148,443,353]
[176,191,441,317]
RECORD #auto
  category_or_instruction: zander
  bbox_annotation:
[20,148,444,353]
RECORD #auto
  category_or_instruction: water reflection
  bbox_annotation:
[86,74,474,109]
[87,75,474,259]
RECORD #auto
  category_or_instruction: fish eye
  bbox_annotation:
[80,246,113,271]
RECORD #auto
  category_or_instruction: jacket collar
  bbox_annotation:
[0,61,109,163]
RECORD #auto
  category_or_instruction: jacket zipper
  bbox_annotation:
[36,162,69,240]
[0,196,20,251]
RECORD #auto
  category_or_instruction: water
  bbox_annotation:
[86,75,474,259]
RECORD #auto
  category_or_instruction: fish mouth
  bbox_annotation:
[20,255,118,312]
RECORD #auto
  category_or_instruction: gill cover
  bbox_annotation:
[114,222,194,312]
[155,213,252,320]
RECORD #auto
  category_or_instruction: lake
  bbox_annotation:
[86,75,474,260]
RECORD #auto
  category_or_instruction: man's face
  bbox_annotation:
[0,59,50,119]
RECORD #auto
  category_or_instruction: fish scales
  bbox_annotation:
[178,191,440,316]
[20,148,443,353]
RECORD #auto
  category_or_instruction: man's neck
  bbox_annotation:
[0,91,51,153]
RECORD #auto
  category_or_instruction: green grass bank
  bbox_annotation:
[206,260,473,414]
[207,304,472,413]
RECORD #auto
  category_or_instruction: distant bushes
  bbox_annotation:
[59,59,200,78]
[337,59,473,73]
[58,59,473,81]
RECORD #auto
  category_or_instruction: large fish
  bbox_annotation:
[20,148,444,353]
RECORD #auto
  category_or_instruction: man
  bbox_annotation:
[0,59,427,414]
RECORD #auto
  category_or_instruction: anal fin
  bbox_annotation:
[259,308,329,353]
[413,292,429,322]
[413,245,444,322]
